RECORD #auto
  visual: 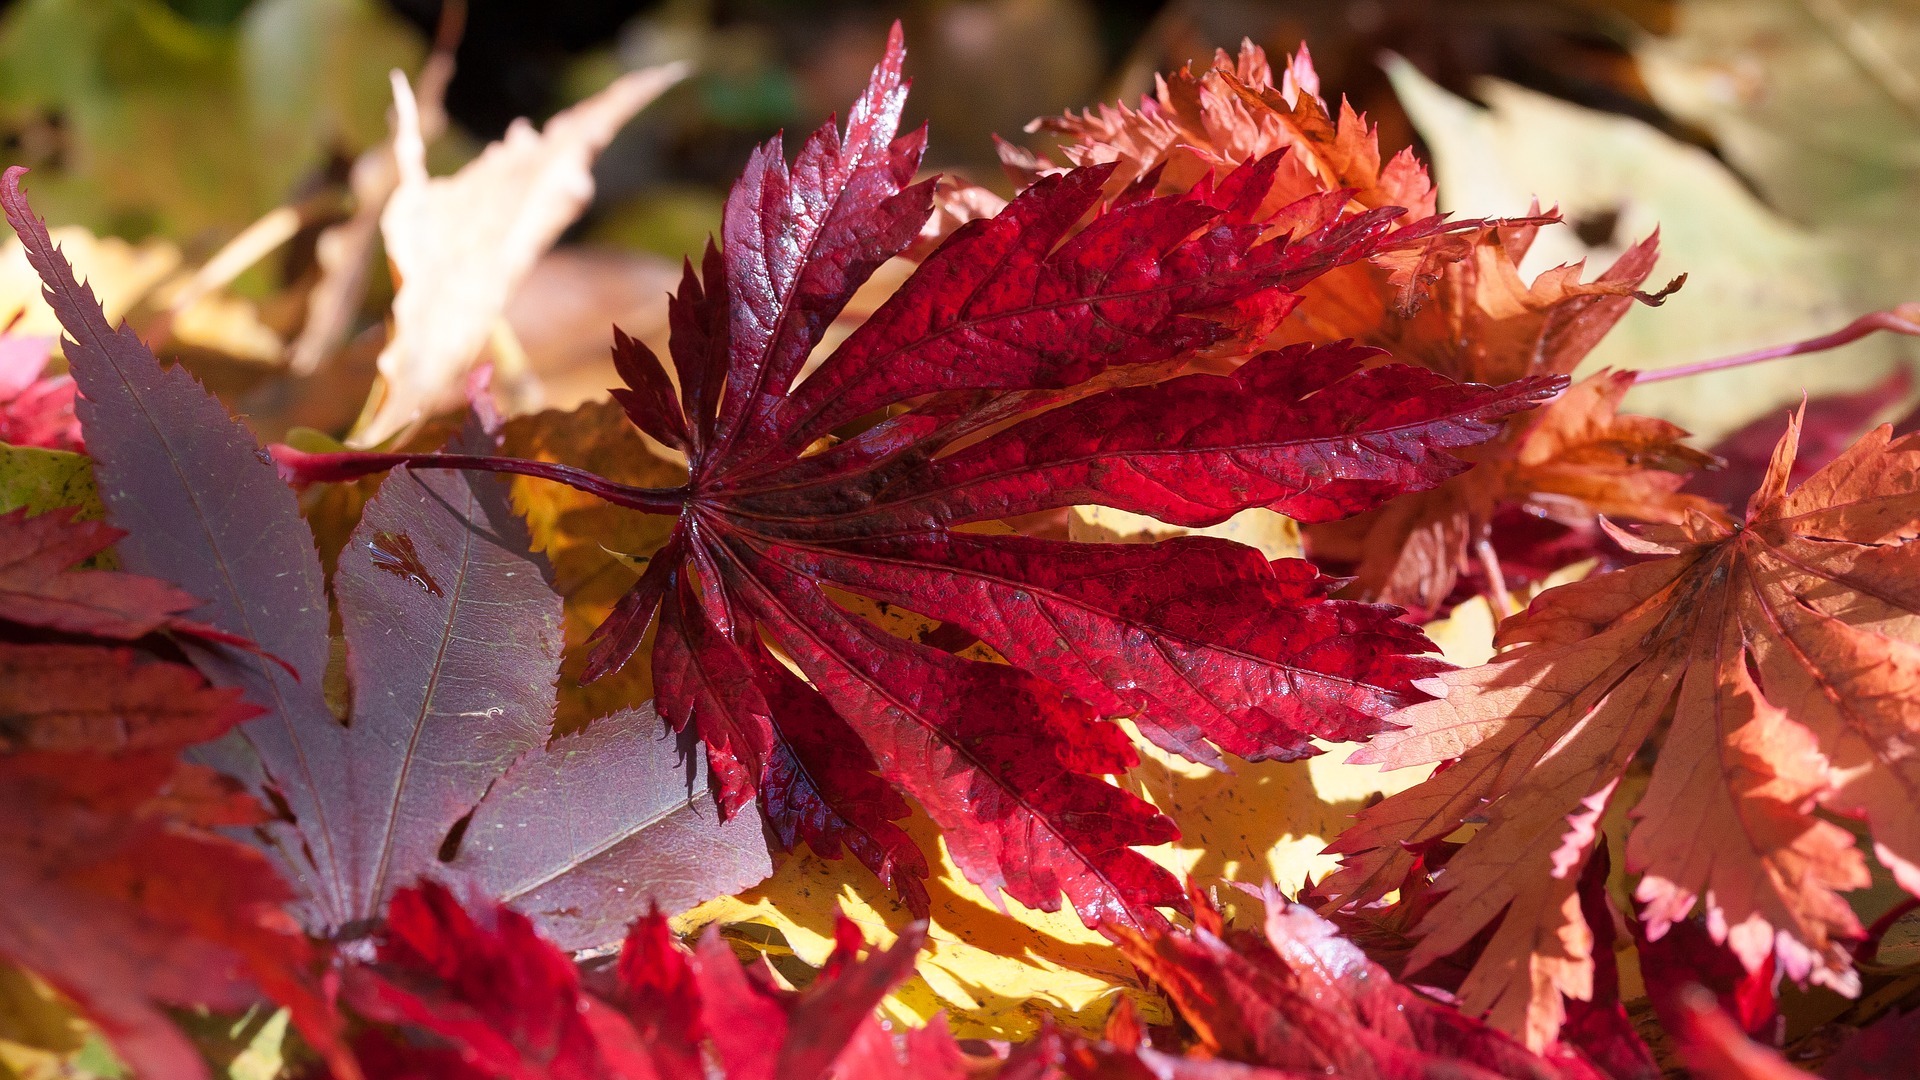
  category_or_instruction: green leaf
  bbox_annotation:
[1385,56,1914,444]
[0,0,421,239]
[0,444,100,518]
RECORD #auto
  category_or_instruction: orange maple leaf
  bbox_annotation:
[1017,40,1434,225]
[1308,367,1722,613]
[1296,222,1700,612]
[1321,411,1920,1047]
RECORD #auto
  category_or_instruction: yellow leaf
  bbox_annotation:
[498,399,684,733]
[0,446,100,519]
[676,810,1169,1040]
[0,963,92,1080]
[1069,503,1302,561]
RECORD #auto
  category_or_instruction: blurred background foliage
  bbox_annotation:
[0,0,1914,442]
[0,0,1701,256]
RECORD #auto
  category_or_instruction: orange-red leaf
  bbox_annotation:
[1324,413,1920,1046]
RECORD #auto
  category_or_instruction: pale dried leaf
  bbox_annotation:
[351,62,687,445]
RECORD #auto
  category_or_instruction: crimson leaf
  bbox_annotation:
[271,27,1559,930]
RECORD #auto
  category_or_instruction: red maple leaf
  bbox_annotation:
[0,508,351,1080]
[1109,885,1618,1079]
[270,26,1559,930]
[0,331,80,451]
[331,879,1642,1079]
[339,881,930,1080]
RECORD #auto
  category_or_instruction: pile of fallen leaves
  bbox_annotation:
[6,19,1920,1080]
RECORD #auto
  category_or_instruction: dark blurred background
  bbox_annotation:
[0,0,1684,256]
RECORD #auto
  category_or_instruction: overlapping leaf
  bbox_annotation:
[339,881,932,1080]
[1323,414,1920,1047]
[1116,887,1616,1079]
[273,26,1556,932]
[0,508,345,1080]
[1013,43,1706,616]
[1,168,770,948]
[338,878,1624,1080]
[0,332,78,450]
[1019,40,1436,228]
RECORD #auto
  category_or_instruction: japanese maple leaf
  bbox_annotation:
[0,169,770,948]
[1303,839,1657,1080]
[0,508,350,1080]
[340,880,933,1080]
[1014,49,1702,615]
[1294,226,1703,613]
[0,330,80,451]
[1113,884,1614,1079]
[1322,412,1920,1048]
[1308,366,1723,615]
[273,26,1558,930]
[1019,40,1436,229]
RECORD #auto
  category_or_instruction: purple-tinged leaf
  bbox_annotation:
[1,166,350,924]
[3,172,765,942]
[450,705,773,951]
[331,461,563,921]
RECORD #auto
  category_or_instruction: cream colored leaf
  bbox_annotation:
[288,34,455,377]
[352,61,688,446]
[0,227,178,334]
[1638,0,1920,234]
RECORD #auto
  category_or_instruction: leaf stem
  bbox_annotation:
[268,445,689,515]
[1475,537,1516,617]
[1633,307,1920,385]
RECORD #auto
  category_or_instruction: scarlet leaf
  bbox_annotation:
[0,331,80,451]
[0,506,229,641]
[0,641,255,753]
[270,27,1549,930]
[1324,414,1920,1045]
[0,758,332,1080]
[1115,886,1611,1079]
[344,881,608,1080]
[0,507,344,1080]
[344,882,935,1080]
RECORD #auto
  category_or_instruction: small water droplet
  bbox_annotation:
[367,531,444,595]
